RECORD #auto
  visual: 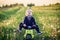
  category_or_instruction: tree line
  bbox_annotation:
[0,3,60,8]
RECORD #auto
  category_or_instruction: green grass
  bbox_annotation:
[0,6,21,22]
[0,5,60,40]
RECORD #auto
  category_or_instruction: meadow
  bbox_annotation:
[0,5,60,40]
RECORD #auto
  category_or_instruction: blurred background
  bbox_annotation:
[0,0,60,40]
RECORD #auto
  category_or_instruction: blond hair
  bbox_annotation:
[25,9,32,16]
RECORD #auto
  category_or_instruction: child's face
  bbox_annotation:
[27,10,32,16]
[27,13,32,18]
[28,13,31,16]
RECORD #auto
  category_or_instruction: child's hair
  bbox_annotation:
[25,8,32,16]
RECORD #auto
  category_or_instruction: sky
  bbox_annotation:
[0,0,60,6]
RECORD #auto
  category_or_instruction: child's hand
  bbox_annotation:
[32,25,36,27]
[23,24,26,27]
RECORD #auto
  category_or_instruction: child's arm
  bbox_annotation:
[24,16,27,25]
[32,17,36,25]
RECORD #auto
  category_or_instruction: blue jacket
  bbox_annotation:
[24,16,36,26]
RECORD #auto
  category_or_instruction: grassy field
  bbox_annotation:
[0,5,60,40]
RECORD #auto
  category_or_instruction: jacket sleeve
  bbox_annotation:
[32,17,36,25]
[24,16,27,24]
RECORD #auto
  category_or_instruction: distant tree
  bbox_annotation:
[13,3,18,6]
[5,5,8,7]
[0,6,1,8]
[19,4,24,6]
[27,3,35,7]
[49,4,51,6]
[55,3,60,5]
[15,3,18,5]
[2,5,5,8]
[10,4,13,7]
